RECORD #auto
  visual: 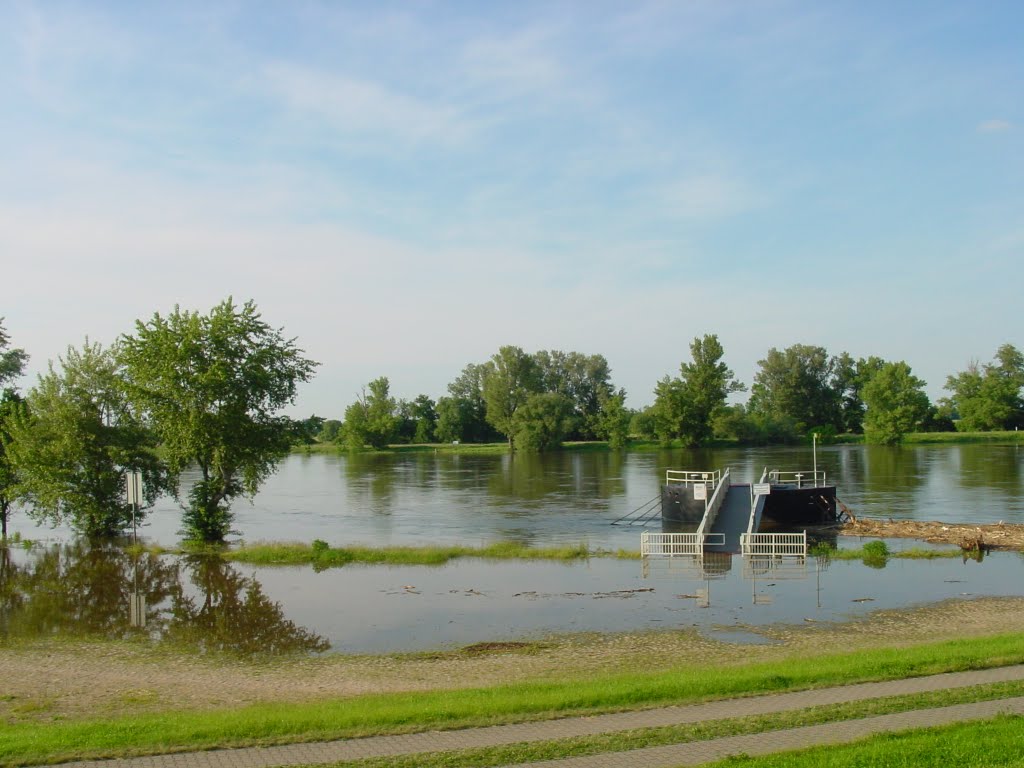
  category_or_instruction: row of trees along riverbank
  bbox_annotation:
[0,301,317,542]
[306,338,1023,453]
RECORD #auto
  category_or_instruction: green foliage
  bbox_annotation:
[862,361,930,444]
[653,335,744,447]
[481,346,543,449]
[510,392,574,452]
[748,344,842,434]
[318,419,342,443]
[227,540,595,568]
[0,319,28,391]
[0,392,27,538]
[342,377,398,450]
[861,539,890,568]
[0,320,29,539]
[395,394,438,444]
[533,350,615,440]
[945,344,1024,431]
[435,363,496,444]
[595,389,631,448]
[119,299,317,542]
[5,342,165,538]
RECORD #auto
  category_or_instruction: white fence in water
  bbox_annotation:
[739,531,808,557]
[640,531,724,557]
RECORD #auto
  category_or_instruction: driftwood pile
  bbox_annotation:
[840,518,1024,552]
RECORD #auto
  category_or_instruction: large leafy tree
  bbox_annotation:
[748,344,841,433]
[6,342,165,537]
[653,335,744,446]
[533,351,614,440]
[119,299,318,542]
[862,361,930,444]
[511,392,574,452]
[595,388,631,449]
[0,319,29,538]
[944,344,1024,431]
[435,363,495,444]
[342,377,398,450]
[482,346,542,450]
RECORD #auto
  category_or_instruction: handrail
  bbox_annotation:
[767,469,828,488]
[696,467,730,539]
[665,468,721,487]
[747,468,771,534]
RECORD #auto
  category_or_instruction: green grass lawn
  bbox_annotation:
[703,714,1024,767]
[2,633,1023,766]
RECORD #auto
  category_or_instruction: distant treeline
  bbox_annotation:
[296,338,1024,452]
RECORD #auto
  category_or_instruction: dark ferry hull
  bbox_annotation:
[761,484,836,525]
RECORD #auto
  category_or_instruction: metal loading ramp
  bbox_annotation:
[641,468,807,561]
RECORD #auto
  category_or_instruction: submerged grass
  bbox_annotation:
[297,681,1024,768]
[2,633,1023,765]
[225,541,638,567]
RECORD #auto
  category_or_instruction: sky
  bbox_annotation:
[2,0,1022,417]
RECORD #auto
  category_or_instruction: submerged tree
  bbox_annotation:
[653,335,744,446]
[6,342,164,537]
[482,346,543,450]
[119,299,318,542]
[862,361,930,445]
[0,319,29,539]
[748,344,837,432]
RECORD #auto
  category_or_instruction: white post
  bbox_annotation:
[813,433,818,486]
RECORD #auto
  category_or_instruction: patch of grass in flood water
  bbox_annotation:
[224,540,640,568]
[810,540,961,566]
[3,633,1024,766]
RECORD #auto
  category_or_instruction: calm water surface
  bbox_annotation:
[3,444,1022,653]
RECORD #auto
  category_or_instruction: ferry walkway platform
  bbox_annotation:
[57,665,1024,768]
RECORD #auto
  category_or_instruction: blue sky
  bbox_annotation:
[2,0,1021,416]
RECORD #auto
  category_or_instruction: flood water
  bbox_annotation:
[2,444,1022,654]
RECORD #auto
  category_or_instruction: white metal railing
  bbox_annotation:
[747,470,771,534]
[641,531,725,557]
[768,470,827,488]
[695,467,730,538]
[740,532,808,557]
[666,469,721,487]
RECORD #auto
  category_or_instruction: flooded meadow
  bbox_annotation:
[2,444,1022,654]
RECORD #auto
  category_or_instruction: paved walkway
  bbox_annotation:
[58,665,1024,768]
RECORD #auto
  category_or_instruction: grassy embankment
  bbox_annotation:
[183,683,1024,768]
[700,715,1024,768]
[2,633,1023,765]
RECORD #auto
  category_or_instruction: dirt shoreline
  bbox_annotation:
[839,518,1024,551]
[3,595,1024,725]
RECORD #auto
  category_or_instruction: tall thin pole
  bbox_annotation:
[813,433,818,486]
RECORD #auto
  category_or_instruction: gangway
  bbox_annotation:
[643,467,808,561]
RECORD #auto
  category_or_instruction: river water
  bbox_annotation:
[2,444,1022,653]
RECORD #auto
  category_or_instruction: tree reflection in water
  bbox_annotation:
[0,543,328,656]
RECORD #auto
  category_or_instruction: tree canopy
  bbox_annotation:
[5,342,165,537]
[118,299,318,542]
[862,361,930,444]
[944,344,1024,431]
[0,320,28,538]
[652,335,744,447]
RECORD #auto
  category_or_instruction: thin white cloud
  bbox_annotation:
[977,119,1012,133]
[263,62,471,146]
[657,174,757,221]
